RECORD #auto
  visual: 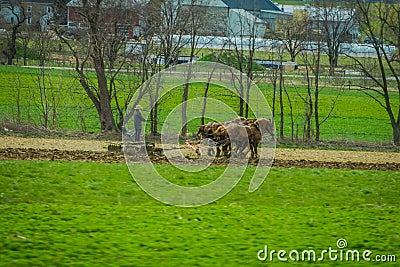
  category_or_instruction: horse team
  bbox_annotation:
[196,117,275,159]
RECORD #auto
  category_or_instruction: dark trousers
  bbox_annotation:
[135,127,142,141]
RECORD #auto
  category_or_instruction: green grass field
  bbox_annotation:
[0,65,398,143]
[0,160,399,266]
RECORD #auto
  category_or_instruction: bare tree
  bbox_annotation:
[301,36,343,142]
[346,1,400,145]
[156,0,189,68]
[53,0,71,25]
[273,10,308,62]
[200,63,218,125]
[263,37,286,140]
[19,32,31,66]
[310,1,357,76]
[35,29,50,127]
[57,0,141,131]
[139,0,190,135]
[135,2,162,136]
[142,0,207,136]
[31,71,61,129]
[1,0,26,65]
[34,25,52,67]
[284,85,294,142]
[267,67,278,120]
[313,36,322,141]
[225,9,264,117]
[181,0,208,135]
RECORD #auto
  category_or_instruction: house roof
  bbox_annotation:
[221,0,281,12]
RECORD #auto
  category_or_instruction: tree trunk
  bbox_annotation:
[279,66,284,140]
[153,102,159,136]
[305,66,312,141]
[245,38,255,118]
[238,73,245,117]
[181,53,194,136]
[94,54,117,131]
[111,78,124,131]
[245,82,250,118]
[396,106,400,146]
[239,94,244,117]
[271,69,277,119]
[314,87,320,141]
[328,47,339,76]
[315,41,321,141]
[201,62,218,125]
[151,70,162,136]
[290,52,296,62]
[392,122,400,146]
[284,87,294,141]
[201,83,210,125]
[181,84,189,136]
[387,106,400,146]
[6,27,18,65]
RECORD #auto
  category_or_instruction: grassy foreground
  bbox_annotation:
[0,160,399,266]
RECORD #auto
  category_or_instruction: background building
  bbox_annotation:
[0,0,55,31]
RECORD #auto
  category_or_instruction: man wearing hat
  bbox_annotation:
[133,105,145,141]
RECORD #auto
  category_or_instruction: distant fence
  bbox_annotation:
[146,35,396,58]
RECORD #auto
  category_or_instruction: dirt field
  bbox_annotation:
[1,136,399,170]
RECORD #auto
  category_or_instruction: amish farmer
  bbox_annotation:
[133,105,145,141]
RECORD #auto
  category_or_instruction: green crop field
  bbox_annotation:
[0,65,397,143]
[0,65,139,132]
[0,160,399,266]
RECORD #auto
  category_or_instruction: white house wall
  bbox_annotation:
[180,0,227,8]
[0,6,22,24]
[227,9,266,38]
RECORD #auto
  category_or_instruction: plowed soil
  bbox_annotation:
[1,136,399,171]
